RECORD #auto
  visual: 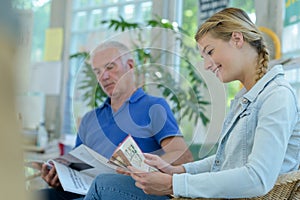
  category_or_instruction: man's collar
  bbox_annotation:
[129,88,145,103]
[98,98,110,109]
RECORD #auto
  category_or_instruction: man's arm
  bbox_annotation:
[160,136,194,165]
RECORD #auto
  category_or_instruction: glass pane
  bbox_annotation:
[229,0,255,13]
[282,23,300,53]
[70,34,88,54]
[106,0,119,5]
[90,0,104,6]
[31,1,51,62]
[90,9,103,29]
[181,0,198,36]
[106,7,118,19]
[73,11,88,31]
[124,4,135,21]
[70,36,79,55]
[141,2,152,21]
[73,0,90,9]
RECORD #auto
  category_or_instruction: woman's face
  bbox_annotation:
[198,32,245,83]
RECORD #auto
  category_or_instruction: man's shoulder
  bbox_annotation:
[81,106,104,121]
[131,88,166,104]
[139,92,167,104]
[82,98,110,117]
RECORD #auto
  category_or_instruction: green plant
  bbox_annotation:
[70,16,210,126]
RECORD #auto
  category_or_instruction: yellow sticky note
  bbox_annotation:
[44,28,63,61]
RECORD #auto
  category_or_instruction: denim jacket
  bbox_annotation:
[173,65,300,198]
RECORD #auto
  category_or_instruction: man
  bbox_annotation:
[38,41,193,200]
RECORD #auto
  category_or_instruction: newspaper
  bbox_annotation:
[25,136,156,195]
[51,145,117,195]
[26,145,117,195]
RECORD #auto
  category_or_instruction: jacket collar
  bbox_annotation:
[238,65,284,103]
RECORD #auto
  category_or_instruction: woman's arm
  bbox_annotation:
[173,86,298,198]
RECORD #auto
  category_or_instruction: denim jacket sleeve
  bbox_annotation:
[173,77,300,198]
[182,155,215,174]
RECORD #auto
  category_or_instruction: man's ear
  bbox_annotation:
[126,59,134,69]
[230,32,244,48]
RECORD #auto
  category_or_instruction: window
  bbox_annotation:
[282,24,300,55]
[13,0,51,132]
[13,0,51,62]
[282,0,300,55]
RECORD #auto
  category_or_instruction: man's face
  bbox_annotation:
[91,47,131,97]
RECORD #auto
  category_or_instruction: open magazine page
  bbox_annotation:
[110,136,157,172]
[69,145,117,177]
[26,144,118,195]
[46,149,102,194]
[50,145,118,194]
[52,160,93,195]
[26,141,155,194]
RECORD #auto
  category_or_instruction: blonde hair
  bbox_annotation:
[195,7,269,82]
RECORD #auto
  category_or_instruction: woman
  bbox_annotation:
[83,7,300,199]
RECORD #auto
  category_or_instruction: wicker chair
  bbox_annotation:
[173,169,300,200]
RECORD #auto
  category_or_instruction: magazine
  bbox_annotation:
[109,135,157,172]
[25,136,156,195]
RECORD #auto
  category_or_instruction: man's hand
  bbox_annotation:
[41,163,61,188]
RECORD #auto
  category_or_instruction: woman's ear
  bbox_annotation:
[230,32,244,48]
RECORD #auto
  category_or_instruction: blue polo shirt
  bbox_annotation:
[75,88,182,159]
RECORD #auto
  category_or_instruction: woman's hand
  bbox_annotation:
[129,166,173,196]
[143,153,185,175]
[116,167,131,176]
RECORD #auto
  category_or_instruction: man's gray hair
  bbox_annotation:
[90,41,133,66]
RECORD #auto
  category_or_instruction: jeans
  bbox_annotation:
[84,174,171,200]
[36,188,84,200]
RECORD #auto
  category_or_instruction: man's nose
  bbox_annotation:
[101,70,109,80]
